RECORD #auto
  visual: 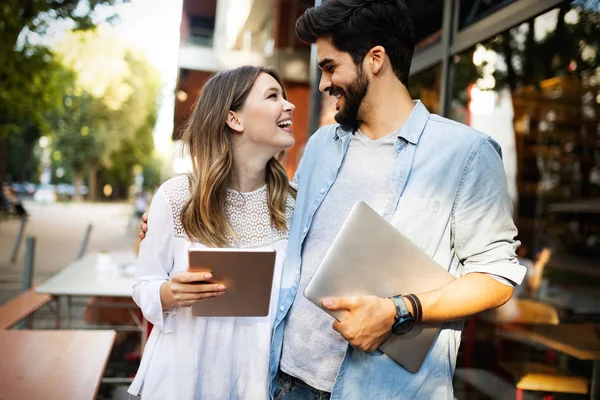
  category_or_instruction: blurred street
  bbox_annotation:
[0,201,141,399]
[0,200,138,305]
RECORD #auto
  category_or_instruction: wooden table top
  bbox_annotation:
[499,323,600,360]
[0,330,116,400]
[0,289,52,329]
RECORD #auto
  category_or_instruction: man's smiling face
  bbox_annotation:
[316,38,369,128]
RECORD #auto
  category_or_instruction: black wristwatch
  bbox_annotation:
[389,295,415,335]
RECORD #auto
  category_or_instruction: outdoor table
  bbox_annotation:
[35,252,149,350]
[499,323,600,399]
[0,330,116,400]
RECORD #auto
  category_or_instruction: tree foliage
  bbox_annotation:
[51,27,161,200]
[0,0,128,185]
[2,49,76,183]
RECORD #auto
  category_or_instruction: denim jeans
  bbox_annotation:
[274,371,331,400]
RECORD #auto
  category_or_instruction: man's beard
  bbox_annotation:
[331,66,369,130]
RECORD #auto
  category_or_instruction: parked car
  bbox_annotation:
[55,183,89,200]
[56,183,75,197]
[33,184,57,204]
[11,182,36,197]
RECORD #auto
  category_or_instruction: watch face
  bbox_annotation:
[393,318,414,335]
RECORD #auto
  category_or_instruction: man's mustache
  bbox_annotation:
[327,86,344,98]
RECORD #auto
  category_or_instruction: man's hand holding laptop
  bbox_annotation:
[320,272,512,354]
[322,295,397,353]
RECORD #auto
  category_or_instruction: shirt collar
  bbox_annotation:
[334,100,430,145]
[397,100,430,145]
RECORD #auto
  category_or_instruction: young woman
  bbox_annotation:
[128,65,296,399]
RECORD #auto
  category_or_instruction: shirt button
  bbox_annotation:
[280,306,285,311]
[296,269,300,275]
[320,187,326,194]
[303,227,308,233]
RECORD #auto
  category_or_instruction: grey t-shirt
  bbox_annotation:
[280,129,398,392]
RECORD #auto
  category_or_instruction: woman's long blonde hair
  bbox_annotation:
[180,66,296,247]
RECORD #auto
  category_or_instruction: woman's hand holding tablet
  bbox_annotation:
[160,271,227,309]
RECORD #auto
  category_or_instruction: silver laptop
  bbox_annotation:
[304,201,455,373]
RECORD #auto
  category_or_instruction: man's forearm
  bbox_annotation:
[404,272,513,324]
[327,272,515,352]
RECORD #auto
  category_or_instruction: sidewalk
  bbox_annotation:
[0,200,142,400]
[0,200,137,305]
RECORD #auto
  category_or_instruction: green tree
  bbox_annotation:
[0,0,128,185]
[4,51,75,183]
[103,111,160,199]
[52,27,161,200]
[52,90,108,200]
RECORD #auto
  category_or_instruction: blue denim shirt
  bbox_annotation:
[269,101,525,399]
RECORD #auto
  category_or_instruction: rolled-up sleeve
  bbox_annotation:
[133,189,176,333]
[453,137,526,285]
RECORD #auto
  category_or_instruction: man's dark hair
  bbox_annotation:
[296,0,415,85]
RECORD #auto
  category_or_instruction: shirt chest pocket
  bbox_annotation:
[390,198,440,254]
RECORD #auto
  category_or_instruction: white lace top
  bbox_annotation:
[225,187,291,247]
[129,175,295,400]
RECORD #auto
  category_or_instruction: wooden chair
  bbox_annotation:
[480,298,560,325]
[486,299,589,399]
[462,299,559,368]
[0,288,52,330]
[498,361,588,399]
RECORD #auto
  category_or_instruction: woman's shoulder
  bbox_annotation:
[159,175,192,204]
[157,175,192,236]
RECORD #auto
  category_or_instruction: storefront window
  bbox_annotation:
[408,1,443,50]
[451,4,600,397]
[458,0,517,29]
[452,0,600,296]
[408,64,442,115]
